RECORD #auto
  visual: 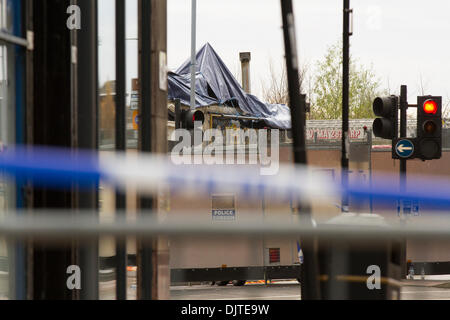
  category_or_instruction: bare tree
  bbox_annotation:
[418,73,429,96]
[261,59,308,106]
[442,93,450,119]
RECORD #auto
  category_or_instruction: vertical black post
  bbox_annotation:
[175,99,181,130]
[115,0,127,301]
[11,0,27,300]
[280,0,320,300]
[399,85,408,277]
[342,0,351,212]
[368,129,373,213]
[138,0,153,300]
[137,0,168,300]
[399,85,408,188]
[77,0,99,300]
[24,0,35,301]
[32,0,74,300]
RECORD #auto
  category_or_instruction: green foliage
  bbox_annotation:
[310,43,384,120]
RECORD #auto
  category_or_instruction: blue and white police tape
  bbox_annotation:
[0,145,449,209]
[0,146,337,200]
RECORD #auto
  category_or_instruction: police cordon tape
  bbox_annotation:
[1,145,450,208]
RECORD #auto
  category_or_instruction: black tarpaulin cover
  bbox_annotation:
[167,43,292,129]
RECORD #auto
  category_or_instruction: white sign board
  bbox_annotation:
[130,91,139,110]
[212,209,236,221]
[306,128,366,141]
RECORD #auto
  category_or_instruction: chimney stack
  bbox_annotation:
[239,52,251,94]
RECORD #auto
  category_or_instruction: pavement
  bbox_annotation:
[95,274,450,300]
[170,281,302,301]
[402,275,450,287]
[170,280,450,300]
[401,285,450,300]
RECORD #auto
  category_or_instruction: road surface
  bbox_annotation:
[98,273,450,300]
[170,280,450,300]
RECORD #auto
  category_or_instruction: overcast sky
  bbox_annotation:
[98,0,450,105]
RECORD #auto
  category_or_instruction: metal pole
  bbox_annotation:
[0,32,28,47]
[368,129,373,213]
[24,0,34,300]
[280,0,320,300]
[137,0,168,300]
[175,99,181,129]
[77,0,99,300]
[138,0,154,300]
[115,0,127,301]
[32,0,75,300]
[3,213,450,240]
[341,0,351,213]
[190,0,197,110]
[399,85,408,277]
[400,85,408,190]
[12,0,26,300]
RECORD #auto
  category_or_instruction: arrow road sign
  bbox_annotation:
[397,144,413,153]
[395,139,415,158]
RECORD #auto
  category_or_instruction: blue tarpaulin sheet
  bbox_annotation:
[168,43,292,129]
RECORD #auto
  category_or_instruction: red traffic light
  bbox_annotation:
[423,100,438,114]
[184,109,205,129]
[192,110,205,123]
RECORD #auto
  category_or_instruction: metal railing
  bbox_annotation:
[0,31,28,47]
[0,211,449,240]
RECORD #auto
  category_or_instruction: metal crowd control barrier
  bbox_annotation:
[0,211,449,240]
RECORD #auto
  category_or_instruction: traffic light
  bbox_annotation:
[182,109,205,129]
[416,96,442,160]
[372,96,399,139]
[181,109,205,147]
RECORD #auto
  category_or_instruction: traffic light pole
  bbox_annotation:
[400,85,408,190]
[373,86,442,279]
[280,0,321,300]
[399,85,408,277]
